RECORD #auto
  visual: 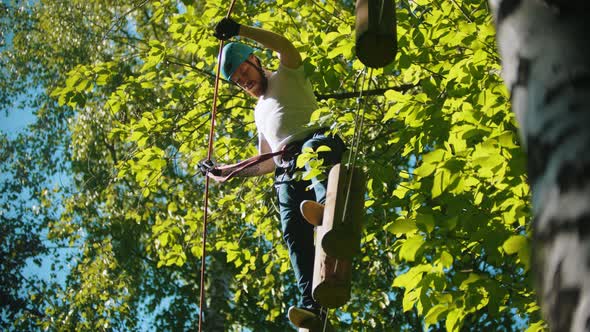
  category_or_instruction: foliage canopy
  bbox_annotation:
[1,0,544,331]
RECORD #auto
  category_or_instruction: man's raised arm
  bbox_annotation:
[214,18,302,69]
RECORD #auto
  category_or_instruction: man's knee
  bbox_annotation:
[282,216,313,245]
[302,136,344,163]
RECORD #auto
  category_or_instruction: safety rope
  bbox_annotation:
[199,1,238,331]
[322,307,330,332]
[341,67,373,224]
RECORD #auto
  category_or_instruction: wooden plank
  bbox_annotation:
[320,164,365,259]
[311,164,366,308]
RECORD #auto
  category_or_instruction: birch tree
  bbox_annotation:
[489,1,590,331]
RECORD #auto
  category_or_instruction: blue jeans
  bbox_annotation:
[274,131,346,308]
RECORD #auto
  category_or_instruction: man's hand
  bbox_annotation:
[214,18,241,41]
[198,159,221,176]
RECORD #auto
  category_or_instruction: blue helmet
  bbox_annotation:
[220,42,254,80]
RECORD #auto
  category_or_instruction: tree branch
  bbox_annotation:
[101,0,150,42]
[315,84,416,101]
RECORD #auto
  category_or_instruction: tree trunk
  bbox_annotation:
[489,1,590,331]
[202,252,231,331]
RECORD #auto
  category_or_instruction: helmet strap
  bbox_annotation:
[244,57,268,93]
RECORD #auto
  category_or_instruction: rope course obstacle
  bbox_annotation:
[295,1,397,330]
[200,1,397,331]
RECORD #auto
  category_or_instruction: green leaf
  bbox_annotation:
[402,288,421,312]
[158,233,169,247]
[445,308,465,332]
[141,81,155,89]
[398,52,412,69]
[414,162,437,178]
[302,168,322,181]
[384,89,410,102]
[385,218,417,236]
[497,131,519,148]
[502,235,527,255]
[167,201,177,213]
[440,250,453,269]
[315,145,332,153]
[415,149,448,178]
[327,42,352,59]
[416,214,435,233]
[525,321,548,332]
[503,235,530,270]
[424,304,448,325]
[184,42,199,54]
[399,235,425,262]
[296,152,314,168]
[460,273,482,290]
[422,149,448,165]
[432,169,452,198]
[392,184,410,199]
[393,264,429,289]
[412,28,425,48]
[130,130,145,142]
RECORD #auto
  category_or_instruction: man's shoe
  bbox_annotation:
[288,306,334,332]
[300,200,325,226]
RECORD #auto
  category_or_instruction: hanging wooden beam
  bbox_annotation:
[302,164,366,308]
[312,240,353,308]
[320,164,365,260]
[355,0,398,68]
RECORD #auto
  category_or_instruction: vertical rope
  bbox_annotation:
[322,307,330,332]
[199,1,238,331]
[341,67,373,224]
[345,69,367,167]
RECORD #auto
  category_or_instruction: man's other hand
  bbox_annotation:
[214,18,241,41]
[198,159,221,176]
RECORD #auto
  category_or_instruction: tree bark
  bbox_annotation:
[489,1,590,331]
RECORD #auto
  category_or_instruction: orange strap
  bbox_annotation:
[208,150,285,182]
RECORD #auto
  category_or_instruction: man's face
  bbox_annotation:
[230,55,266,98]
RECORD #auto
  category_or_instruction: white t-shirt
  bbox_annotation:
[254,63,319,165]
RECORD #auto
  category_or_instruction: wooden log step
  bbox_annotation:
[320,164,366,260]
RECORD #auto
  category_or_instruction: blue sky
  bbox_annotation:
[0,108,35,135]
[0,96,173,330]
[1,100,75,285]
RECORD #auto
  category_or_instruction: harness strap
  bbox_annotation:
[208,150,284,183]
[210,128,330,182]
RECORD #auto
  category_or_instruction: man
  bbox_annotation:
[200,18,345,330]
